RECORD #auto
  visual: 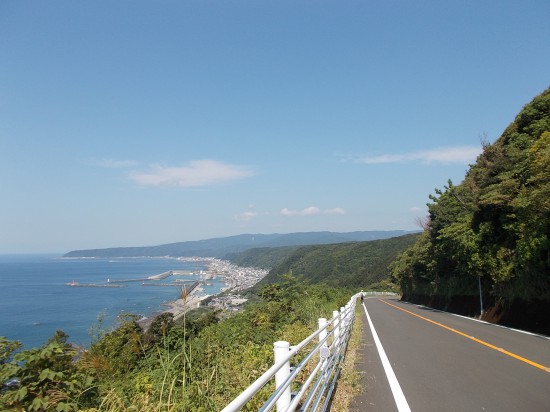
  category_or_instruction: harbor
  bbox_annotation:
[2,256,233,350]
[65,270,204,288]
[63,258,269,328]
[3,256,270,349]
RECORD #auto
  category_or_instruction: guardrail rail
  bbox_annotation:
[222,291,373,412]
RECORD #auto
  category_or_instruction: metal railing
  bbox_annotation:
[221,292,363,412]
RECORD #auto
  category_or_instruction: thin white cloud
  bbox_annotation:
[302,206,321,216]
[280,206,320,217]
[324,207,346,215]
[129,159,253,187]
[234,205,270,221]
[280,206,346,217]
[353,146,482,165]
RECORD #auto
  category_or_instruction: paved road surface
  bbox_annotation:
[350,297,550,412]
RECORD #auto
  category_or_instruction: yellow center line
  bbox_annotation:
[379,299,550,373]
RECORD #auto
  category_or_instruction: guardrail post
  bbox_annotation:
[318,318,327,345]
[318,318,329,368]
[274,341,291,412]
[332,310,340,347]
[343,305,348,330]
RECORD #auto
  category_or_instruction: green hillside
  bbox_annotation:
[391,87,550,334]
[227,245,301,269]
[249,234,420,289]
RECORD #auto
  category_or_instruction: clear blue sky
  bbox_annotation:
[1,1,549,253]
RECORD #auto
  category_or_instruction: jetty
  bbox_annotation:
[142,282,196,287]
[66,281,126,288]
[67,270,203,291]
[147,270,173,280]
[108,270,184,283]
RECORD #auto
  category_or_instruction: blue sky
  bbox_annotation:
[1,1,549,253]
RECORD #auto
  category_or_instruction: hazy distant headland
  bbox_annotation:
[63,230,418,258]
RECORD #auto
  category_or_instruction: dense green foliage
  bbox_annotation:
[227,246,301,269]
[1,280,352,411]
[390,88,550,332]
[0,332,96,412]
[254,234,420,289]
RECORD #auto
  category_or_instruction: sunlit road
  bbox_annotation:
[351,298,550,412]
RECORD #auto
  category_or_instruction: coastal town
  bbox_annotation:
[64,256,269,326]
[166,257,269,317]
[201,257,269,292]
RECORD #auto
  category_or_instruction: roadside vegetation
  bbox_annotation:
[390,87,550,334]
[1,278,354,411]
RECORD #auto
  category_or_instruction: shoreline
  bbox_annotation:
[138,258,268,329]
[57,257,269,334]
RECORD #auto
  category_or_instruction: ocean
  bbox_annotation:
[0,255,226,349]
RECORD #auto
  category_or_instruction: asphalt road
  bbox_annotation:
[350,297,550,412]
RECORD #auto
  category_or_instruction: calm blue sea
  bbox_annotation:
[0,255,225,349]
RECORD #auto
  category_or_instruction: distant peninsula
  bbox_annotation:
[63,230,418,258]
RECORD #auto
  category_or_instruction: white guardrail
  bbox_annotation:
[221,291,395,412]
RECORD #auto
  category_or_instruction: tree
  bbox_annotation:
[391,87,550,323]
[0,333,95,412]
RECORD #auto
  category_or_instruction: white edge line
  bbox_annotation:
[362,302,412,412]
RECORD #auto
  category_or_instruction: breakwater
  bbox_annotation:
[142,281,198,287]
[147,270,173,280]
[66,270,202,291]
[66,281,126,288]
[107,270,193,283]
[66,270,205,294]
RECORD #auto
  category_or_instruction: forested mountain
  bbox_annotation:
[235,234,420,289]
[227,245,301,269]
[63,230,414,258]
[391,88,550,334]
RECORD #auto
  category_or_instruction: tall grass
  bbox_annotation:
[82,282,354,411]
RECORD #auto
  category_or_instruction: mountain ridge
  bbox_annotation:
[63,230,418,258]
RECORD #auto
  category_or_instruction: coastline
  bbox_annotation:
[139,258,268,329]
[0,255,268,347]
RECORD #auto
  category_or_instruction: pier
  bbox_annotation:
[66,281,126,288]
[142,281,197,287]
[107,277,148,283]
[146,270,173,280]
[68,270,204,290]
[108,270,192,283]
